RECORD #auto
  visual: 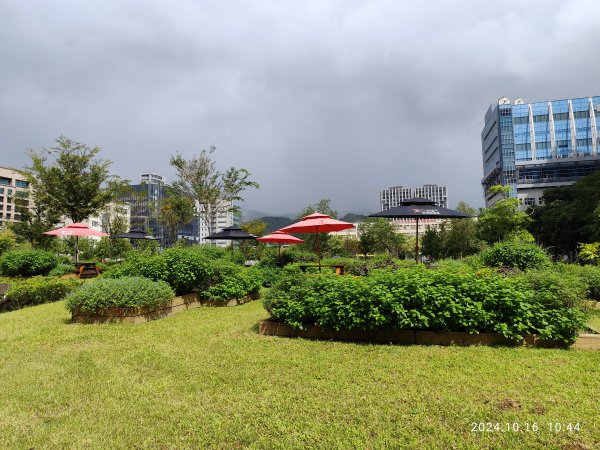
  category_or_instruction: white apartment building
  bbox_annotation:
[197,200,235,247]
[380,184,448,210]
[0,166,32,227]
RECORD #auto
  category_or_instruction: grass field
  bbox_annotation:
[0,299,598,449]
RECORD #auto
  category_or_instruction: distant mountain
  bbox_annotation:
[340,213,367,223]
[259,216,294,233]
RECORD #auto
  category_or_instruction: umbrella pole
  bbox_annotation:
[278,242,281,257]
[76,235,79,264]
[415,218,419,264]
[316,232,321,271]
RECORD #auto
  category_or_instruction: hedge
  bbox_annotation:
[65,277,175,312]
[264,266,588,343]
[0,250,58,277]
[5,277,81,310]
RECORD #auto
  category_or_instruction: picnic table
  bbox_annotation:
[297,264,345,275]
[75,262,101,279]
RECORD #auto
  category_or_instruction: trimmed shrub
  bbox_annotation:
[0,250,58,277]
[264,266,587,343]
[65,277,175,312]
[480,241,550,271]
[6,277,81,309]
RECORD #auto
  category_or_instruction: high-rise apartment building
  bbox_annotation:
[0,167,31,226]
[380,184,447,210]
[481,96,600,207]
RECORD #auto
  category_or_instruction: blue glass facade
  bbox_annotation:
[481,96,600,207]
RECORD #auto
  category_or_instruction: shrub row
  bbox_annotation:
[65,277,175,312]
[5,277,81,310]
[264,267,588,342]
[0,250,59,277]
[102,247,263,302]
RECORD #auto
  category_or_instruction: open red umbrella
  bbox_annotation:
[44,223,109,263]
[279,213,354,266]
[256,231,304,256]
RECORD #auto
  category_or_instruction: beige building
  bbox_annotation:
[0,166,31,227]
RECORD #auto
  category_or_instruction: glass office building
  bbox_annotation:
[481,96,600,207]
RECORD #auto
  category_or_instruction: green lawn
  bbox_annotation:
[0,300,598,449]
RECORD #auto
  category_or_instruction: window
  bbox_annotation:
[553,112,569,121]
[573,110,589,119]
[0,188,3,194]
[533,114,549,123]
[15,180,28,188]
[524,198,536,206]
[513,116,529,125]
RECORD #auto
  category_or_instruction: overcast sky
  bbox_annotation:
[2,0,599,216]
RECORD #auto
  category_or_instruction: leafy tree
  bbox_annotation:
[326,235,359,257]
[25,136,126,223]
[0,228,17,255]
[239,219,267,259]
[477,185,530,244]
[158,188,196,247]
[579,242,600,265]
[421,226,443,261]
[528,171,600,259]
[11,185,62,250]
[358,218,407,257]
[170,146,259,237]
[444,202,482,259]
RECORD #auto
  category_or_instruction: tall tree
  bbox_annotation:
[239,219,267,259]
[358,218,407,257]
[528,171,600,259]
[477,185,530,244]
[170,146,259,237]
[158,192,196,247]
[25,137,125,223]
[444,202,482,259]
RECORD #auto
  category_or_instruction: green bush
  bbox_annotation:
[480,241,550,271]
[48,263,77,277]
[65,277,175,312]
[203,261,262,303]
[6,277,81,309]
[0,250,58,277]
[0,229,16,255]
[264,266,587,343]
[553,263,600,302]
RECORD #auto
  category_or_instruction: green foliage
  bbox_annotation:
[203,261,262,303]
[48,263,77,277]
[529,171,600,259]
[477,186,531,244]
[25,136,126,223]
[265,267,587,342]
[65,277,174,312]
[170,146,259,236]
[480,241,551,271]
[553,263,600,301]
[358,218,407,257]
[239,219,267,259]
[578,242,600,264]
[93,237,133,261]
[0,229,16,255]
[6,276,81,309]
[0,250,58,276]
[158,191,196,247]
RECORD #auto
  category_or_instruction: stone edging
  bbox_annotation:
[72,291,260,324]
[258,319,600,350]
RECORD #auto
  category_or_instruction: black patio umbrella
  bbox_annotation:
[204,226,257,251]
[113,229,158,240]
[369,198,471,263]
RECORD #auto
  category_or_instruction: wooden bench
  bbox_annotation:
[297,264,345,275]
[76,262,100,279]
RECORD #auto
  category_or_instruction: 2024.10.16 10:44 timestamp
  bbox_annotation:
[471,422,581,433]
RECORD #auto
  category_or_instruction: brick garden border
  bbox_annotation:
[258,319,600,350]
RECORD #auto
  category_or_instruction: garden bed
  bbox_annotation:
[258,319,600,350]
[72,291,261,324]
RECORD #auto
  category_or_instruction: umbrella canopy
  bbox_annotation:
[43,223,109,237]
[204,226,257,240]
[279,213,354,265]
[256,231,304,256]
[113,229,158,240]
[43,223,109,263]
[369,198,471,263]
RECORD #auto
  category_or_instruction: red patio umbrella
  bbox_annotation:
[256,231,304,256]
[43,223,109,263]
[279,213,354,266]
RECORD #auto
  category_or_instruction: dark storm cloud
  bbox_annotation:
[2,0,599,215]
